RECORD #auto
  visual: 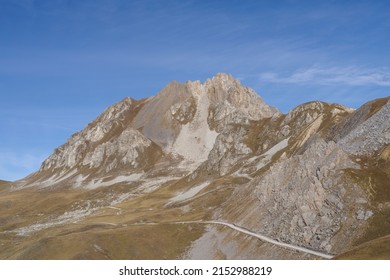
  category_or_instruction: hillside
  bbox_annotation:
[1,73,389,259]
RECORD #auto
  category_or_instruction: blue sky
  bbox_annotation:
[1,0,390,181]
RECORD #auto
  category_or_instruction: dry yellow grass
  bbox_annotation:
[0,180,10,189]
[0,173,237,259]
[334,234,390,260]
[344,148,390,248]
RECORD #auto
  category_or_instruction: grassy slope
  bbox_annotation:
[0,180,10,192]
[345,145,390,246]
[334,234,390,260]
[0,175,235,259]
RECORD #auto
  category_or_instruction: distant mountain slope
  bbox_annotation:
[1,74,389,260]
[0,180,10,187]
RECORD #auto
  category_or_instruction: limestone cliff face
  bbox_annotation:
[6,74,390,260]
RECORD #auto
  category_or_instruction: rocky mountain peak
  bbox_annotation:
[205,72,239,90]
[30,74,281,183]
[4,74,390,260]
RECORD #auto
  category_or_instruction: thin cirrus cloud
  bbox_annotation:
[0,151,47,181]
[259,66,390,87]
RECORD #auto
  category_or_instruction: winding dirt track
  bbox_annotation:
[202,221,334,259]
[141,220,334,259]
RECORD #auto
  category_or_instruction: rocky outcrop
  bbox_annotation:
[226,138,365,254]
[40,98,134,171]
[339,98,390,155]
[82,128,152,170]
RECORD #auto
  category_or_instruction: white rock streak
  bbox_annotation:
[82,173,144,189]
[172,88,218,167]
[169,181,210,203]
[233,138,289,178]
[255,138,289,169]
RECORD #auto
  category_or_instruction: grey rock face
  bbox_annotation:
[340,99,390,155]
[356,209,373,220]
[40,98,135,171]
[82,128,151,169]
[133,81,192,149]
[206,125,252,175]
[228,138,363,253]
[207,73,280,126]
[283,101,325,125]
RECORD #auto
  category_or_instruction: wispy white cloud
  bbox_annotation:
[259,66,390,86]
[0,153,43,170]
[0,151,47,181]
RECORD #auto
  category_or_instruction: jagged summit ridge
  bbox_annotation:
[31,73,281,186]
[133,73,279,148]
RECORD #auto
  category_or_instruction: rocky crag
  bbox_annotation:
[0,73,389,259]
